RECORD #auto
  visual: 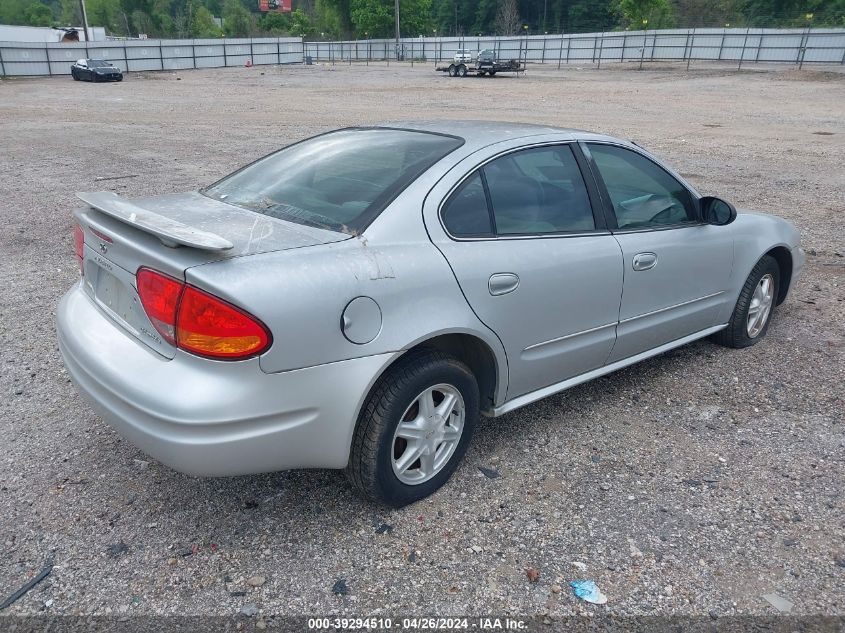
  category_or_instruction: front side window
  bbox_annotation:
[484,145,595,235]
[587,144,696,229]
[204,129,463,234]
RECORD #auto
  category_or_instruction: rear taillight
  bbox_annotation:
[136,268,182,346]
[73,224,84,274]
[176,286,271,359]
[135,267,271,360]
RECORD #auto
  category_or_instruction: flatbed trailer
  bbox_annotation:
[436,60,523,77]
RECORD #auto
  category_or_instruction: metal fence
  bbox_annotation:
[305,27,845,68]
[3,28,843,77]
[0,37,303,76]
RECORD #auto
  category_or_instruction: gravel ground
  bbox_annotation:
[0,62,843,620]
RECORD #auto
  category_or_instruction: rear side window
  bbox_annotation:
[203,129,463,235]
[441,145,596,238]
[441,173,492,237]
[484,145,594,235]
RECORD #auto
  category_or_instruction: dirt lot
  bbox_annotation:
[0,62,843,620]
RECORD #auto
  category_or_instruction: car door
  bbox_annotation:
[425,141,624,401]
[582,142,734,362]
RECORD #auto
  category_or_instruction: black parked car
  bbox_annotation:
[71,59,123,82]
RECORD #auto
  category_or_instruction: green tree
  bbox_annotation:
[130,8,154,33]
[313,0,343,37]
[316,0,353,35]
[261,10,291,33]
[223,0,255,35]
[349,0,430,38]
[616,0,673,28]
[471,0,496,33]
[24,2,53,25]
[192,4,221,34]
[567,0,614,31]
[350,0,392,36]
[86,0,123,32]
[290,8,315,34]
[401,0,432,35]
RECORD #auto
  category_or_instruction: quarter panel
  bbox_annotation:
[184,210,508,395]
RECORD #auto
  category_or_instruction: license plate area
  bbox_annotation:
[82,245,175,358]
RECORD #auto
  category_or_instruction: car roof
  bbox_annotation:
[377,120,622,147]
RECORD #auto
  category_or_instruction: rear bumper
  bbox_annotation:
[57,282,396,476]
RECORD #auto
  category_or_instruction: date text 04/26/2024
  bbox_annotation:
[307,617,528,630]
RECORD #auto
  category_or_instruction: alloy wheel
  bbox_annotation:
[747,273,774,338]
[391,384,465,485]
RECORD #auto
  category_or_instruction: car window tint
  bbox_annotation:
[203,129,463,235]
[441,172,493,237]
[587,144,696,229]
[483,145,595,235]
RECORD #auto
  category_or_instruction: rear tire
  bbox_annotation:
[346,349,479,507]
[488,71,497,76]
[457,64,468,77]
[71,70,79,81]
[447,64,457,77]
[712,255,780,349]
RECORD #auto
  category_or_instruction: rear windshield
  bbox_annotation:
[202,128,463,234]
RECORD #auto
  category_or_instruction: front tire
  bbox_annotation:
[447,64,457,77]
[346,349,479,507]
[457,64,468,77]
[712,255,780,348]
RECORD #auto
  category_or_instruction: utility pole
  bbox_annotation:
[395,0,400,60]
[78,0,91,41]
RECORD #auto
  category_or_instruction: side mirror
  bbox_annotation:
[700,196,737,226]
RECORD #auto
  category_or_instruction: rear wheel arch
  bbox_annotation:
[409,333,499,414]
[765,246,793,305]
[363,333,501,416]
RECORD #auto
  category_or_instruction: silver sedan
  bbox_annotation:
[57,122,804,506]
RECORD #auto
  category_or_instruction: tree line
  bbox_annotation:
[1,0,843,40]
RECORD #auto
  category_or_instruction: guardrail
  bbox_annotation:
[0,37,303,76]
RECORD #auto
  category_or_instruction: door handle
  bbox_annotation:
[489,273,520,296]
[632,252,658,271]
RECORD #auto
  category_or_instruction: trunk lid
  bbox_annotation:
[74,190,348,358]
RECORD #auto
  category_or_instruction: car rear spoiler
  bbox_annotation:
[76,191,233,251]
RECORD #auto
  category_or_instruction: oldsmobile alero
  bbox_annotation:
[57,122,804,506]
